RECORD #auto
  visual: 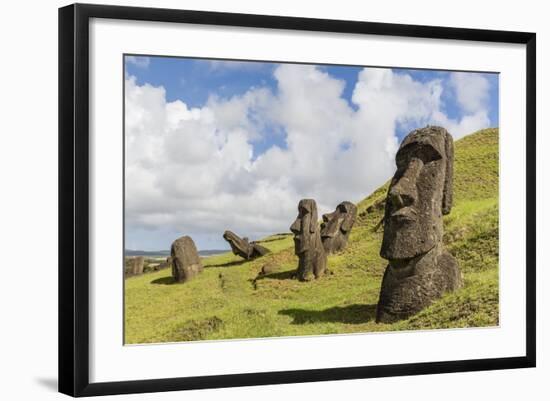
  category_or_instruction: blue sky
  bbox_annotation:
[125,55,499,251]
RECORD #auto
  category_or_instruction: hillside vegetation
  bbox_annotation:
[125,128,499,344]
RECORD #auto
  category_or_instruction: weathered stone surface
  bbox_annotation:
[128,256,144,276]
[222,230,270,260]
[376,126,462,323]
[321,201,357,253]
[259,262,281,276]
[252,243,270,257]
[290,199,327,281]
[171,236,203,283]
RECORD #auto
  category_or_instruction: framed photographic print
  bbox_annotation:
[58,3,536,397]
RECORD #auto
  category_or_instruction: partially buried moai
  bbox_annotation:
[222,230,270,260]
[170,236,203,283]
[376,126,462,323]
[290,199,327,281]
[320,201,357,254]
[129,256,144,276]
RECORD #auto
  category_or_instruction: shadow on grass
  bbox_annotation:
[255,269,296,281]
[150,276,176,285]
[207,259,248,268]
[278,303,377,324]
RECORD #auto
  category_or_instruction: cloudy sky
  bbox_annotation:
[124,55,499,251]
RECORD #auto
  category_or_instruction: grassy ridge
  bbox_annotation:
[124,128,499,344]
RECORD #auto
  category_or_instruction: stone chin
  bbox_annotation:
[293,237,305,255]
[376,245,462,323]
[380,225,439,260]
[380,210,442,260]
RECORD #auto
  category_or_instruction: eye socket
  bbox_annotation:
[298,206,309,216]
[396,143,442,167]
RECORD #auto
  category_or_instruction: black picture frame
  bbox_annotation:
[58,3,536,397]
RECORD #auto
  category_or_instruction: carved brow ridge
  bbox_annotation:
[396,142,443,164]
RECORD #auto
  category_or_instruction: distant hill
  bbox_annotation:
[125,249,170,257]
[125,128,499,344]
[125,249,229,257]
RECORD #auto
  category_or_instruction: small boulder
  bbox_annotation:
[259,262,281,276]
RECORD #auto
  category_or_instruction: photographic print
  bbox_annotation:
[123,55,499,345]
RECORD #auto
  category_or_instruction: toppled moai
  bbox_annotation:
[320,201,357,254]
[222,230,270,260]
[170,236,203,283]
[376,126,462,323]
[290,199,327,281]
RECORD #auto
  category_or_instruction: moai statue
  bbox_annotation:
[376,126,462,323]
[170,236,203,283]
[129,256,144,276]
[290,199,327,281]
[320,201,358,254]
[222,230,270,260]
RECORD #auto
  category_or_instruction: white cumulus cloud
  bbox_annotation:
[125,66,494,250]
[125,56,151,68]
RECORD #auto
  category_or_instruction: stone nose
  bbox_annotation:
[389,158,422,209]
[322,211,335,223]
[290,218,301,234]
[388,190,415,210]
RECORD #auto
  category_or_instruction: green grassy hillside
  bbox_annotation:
[124,128,499,344]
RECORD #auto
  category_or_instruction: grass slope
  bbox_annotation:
[125,128,499,344]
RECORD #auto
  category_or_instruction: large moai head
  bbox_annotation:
[290,199,327,280]
[380,126,454,261]
[170,236,203,283]
[320,201,357,253]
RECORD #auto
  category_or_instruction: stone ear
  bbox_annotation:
[310,204,318,233]
[442,132,454,215]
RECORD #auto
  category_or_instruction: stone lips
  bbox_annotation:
[376,126,462,323]
[170,236,203,283]
[290,199,327,281]
[320,201,357,254]
[222,230,270,260]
